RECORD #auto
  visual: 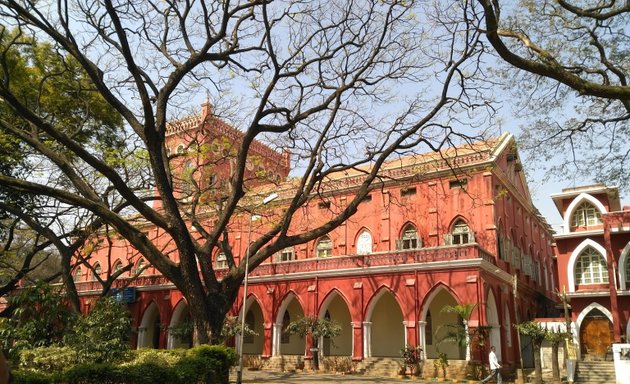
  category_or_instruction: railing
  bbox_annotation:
[74,244,496,291]
[249,243,494,277]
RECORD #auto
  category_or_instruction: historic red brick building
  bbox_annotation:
[73,103,558,373]
[551,185,630,360]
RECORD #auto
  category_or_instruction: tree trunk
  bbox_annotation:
[533,341,543,384]
[551,341,560,382]
[312,337,319,371]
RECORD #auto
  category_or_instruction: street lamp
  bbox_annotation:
[236,192,278,384]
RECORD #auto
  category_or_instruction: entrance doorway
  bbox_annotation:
[579,309,612,361]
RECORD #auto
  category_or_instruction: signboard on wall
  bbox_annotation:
[111,287,137,303]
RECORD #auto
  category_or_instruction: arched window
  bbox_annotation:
[281,311,290,344]
[244,311,255,344]
[74,266,82,281]
[571,202,602,228]
[137,258,146,275]
[176,145,185,155]
[277,247,295,262]
[447,219,472,245]
[399,224,420,250]
[113,260,123,278]
[625,258,630,283]
[316,236,333,258]
[356,230,372,255]
[426,310,433,345]
[575,247,608,285]
[92,263,101,281]
[215,253,227,269]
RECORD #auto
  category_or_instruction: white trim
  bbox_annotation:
[567,239,607,292]
[420,285,454,321]
[562,193,607,232]
[365,287,398,321]
[618,242,630,290]
[138,302,160,348]
[275,292,299,324]
[626,318,630,342]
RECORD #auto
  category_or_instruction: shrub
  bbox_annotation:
[19,346,77,372]
[11,369,56,384]
[64,297,131,364]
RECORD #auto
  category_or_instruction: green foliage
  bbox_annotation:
[11,345,236,384]
[284,315,342,340]
[433,352,449,378]
[63,296,131,363]
[515,321,547,346]
[0,282,74,359]
[18,346,75,372]
[220,316,257,344]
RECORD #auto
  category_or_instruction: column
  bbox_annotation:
[351,322,362,360]
[464,321,471,361]
[362,322,372,358]
[418,321,427,360]
[272,323,282,356]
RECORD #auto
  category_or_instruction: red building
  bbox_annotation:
[73,104,558,375]
[551,185,630,359]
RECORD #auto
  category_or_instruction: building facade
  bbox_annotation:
[73,104,558,373]
[551,185,630,360]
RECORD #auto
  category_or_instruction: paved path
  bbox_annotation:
[235,370,488,383]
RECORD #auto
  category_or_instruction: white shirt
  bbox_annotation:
[489,350,501,370]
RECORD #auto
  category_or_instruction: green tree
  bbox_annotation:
[0,1,490,344]
[0,282,74,360]
[284,316,342,370]
[545,329,568,383]
[63,296,131,364]
[515,321,548,384]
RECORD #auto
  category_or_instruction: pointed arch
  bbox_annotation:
[486,289,501,361]
[563,193,607,231]
[398,222,421,250]
[567,239,607,292]
[168,300,191,349]
[618,242,630,290]
[419,283,464,360]
[420,283,461,321]
[365,286,401,321]
[274,291,305,356]
[575,302,614,330]
[138,301,162,349]
[318,289,352,356]
[365,286,404,357]
[355,227,373,255]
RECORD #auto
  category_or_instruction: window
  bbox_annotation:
[356,230,372,255]
[449,179,467,189]
[92,263,101,281]
[176,145,185,155]
[626,259,630,283]
[318,201,331,209]
[316,236,333,258]
[398,224,420,250]
[277,247,296,262]
[137,259,146,275]
[113,260,123,278]
[451,220,472,245]
[74,267,82,281]
[281,311,290,344]
[244,311,255,344]
[571,202,602,228]
[401,187,417,197]
[215,253,228,269]
[575,247,608,285]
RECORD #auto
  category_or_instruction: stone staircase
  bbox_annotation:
[354,357,401,377]
[576,360,616,383]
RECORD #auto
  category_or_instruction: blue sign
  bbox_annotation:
[111,287,136,303]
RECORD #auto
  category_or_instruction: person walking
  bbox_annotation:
[481,346,502,384]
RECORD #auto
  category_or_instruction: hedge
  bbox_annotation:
[12,345,236,384]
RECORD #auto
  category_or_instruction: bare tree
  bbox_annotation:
[0,0,494,343]
[477,0,630,190]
